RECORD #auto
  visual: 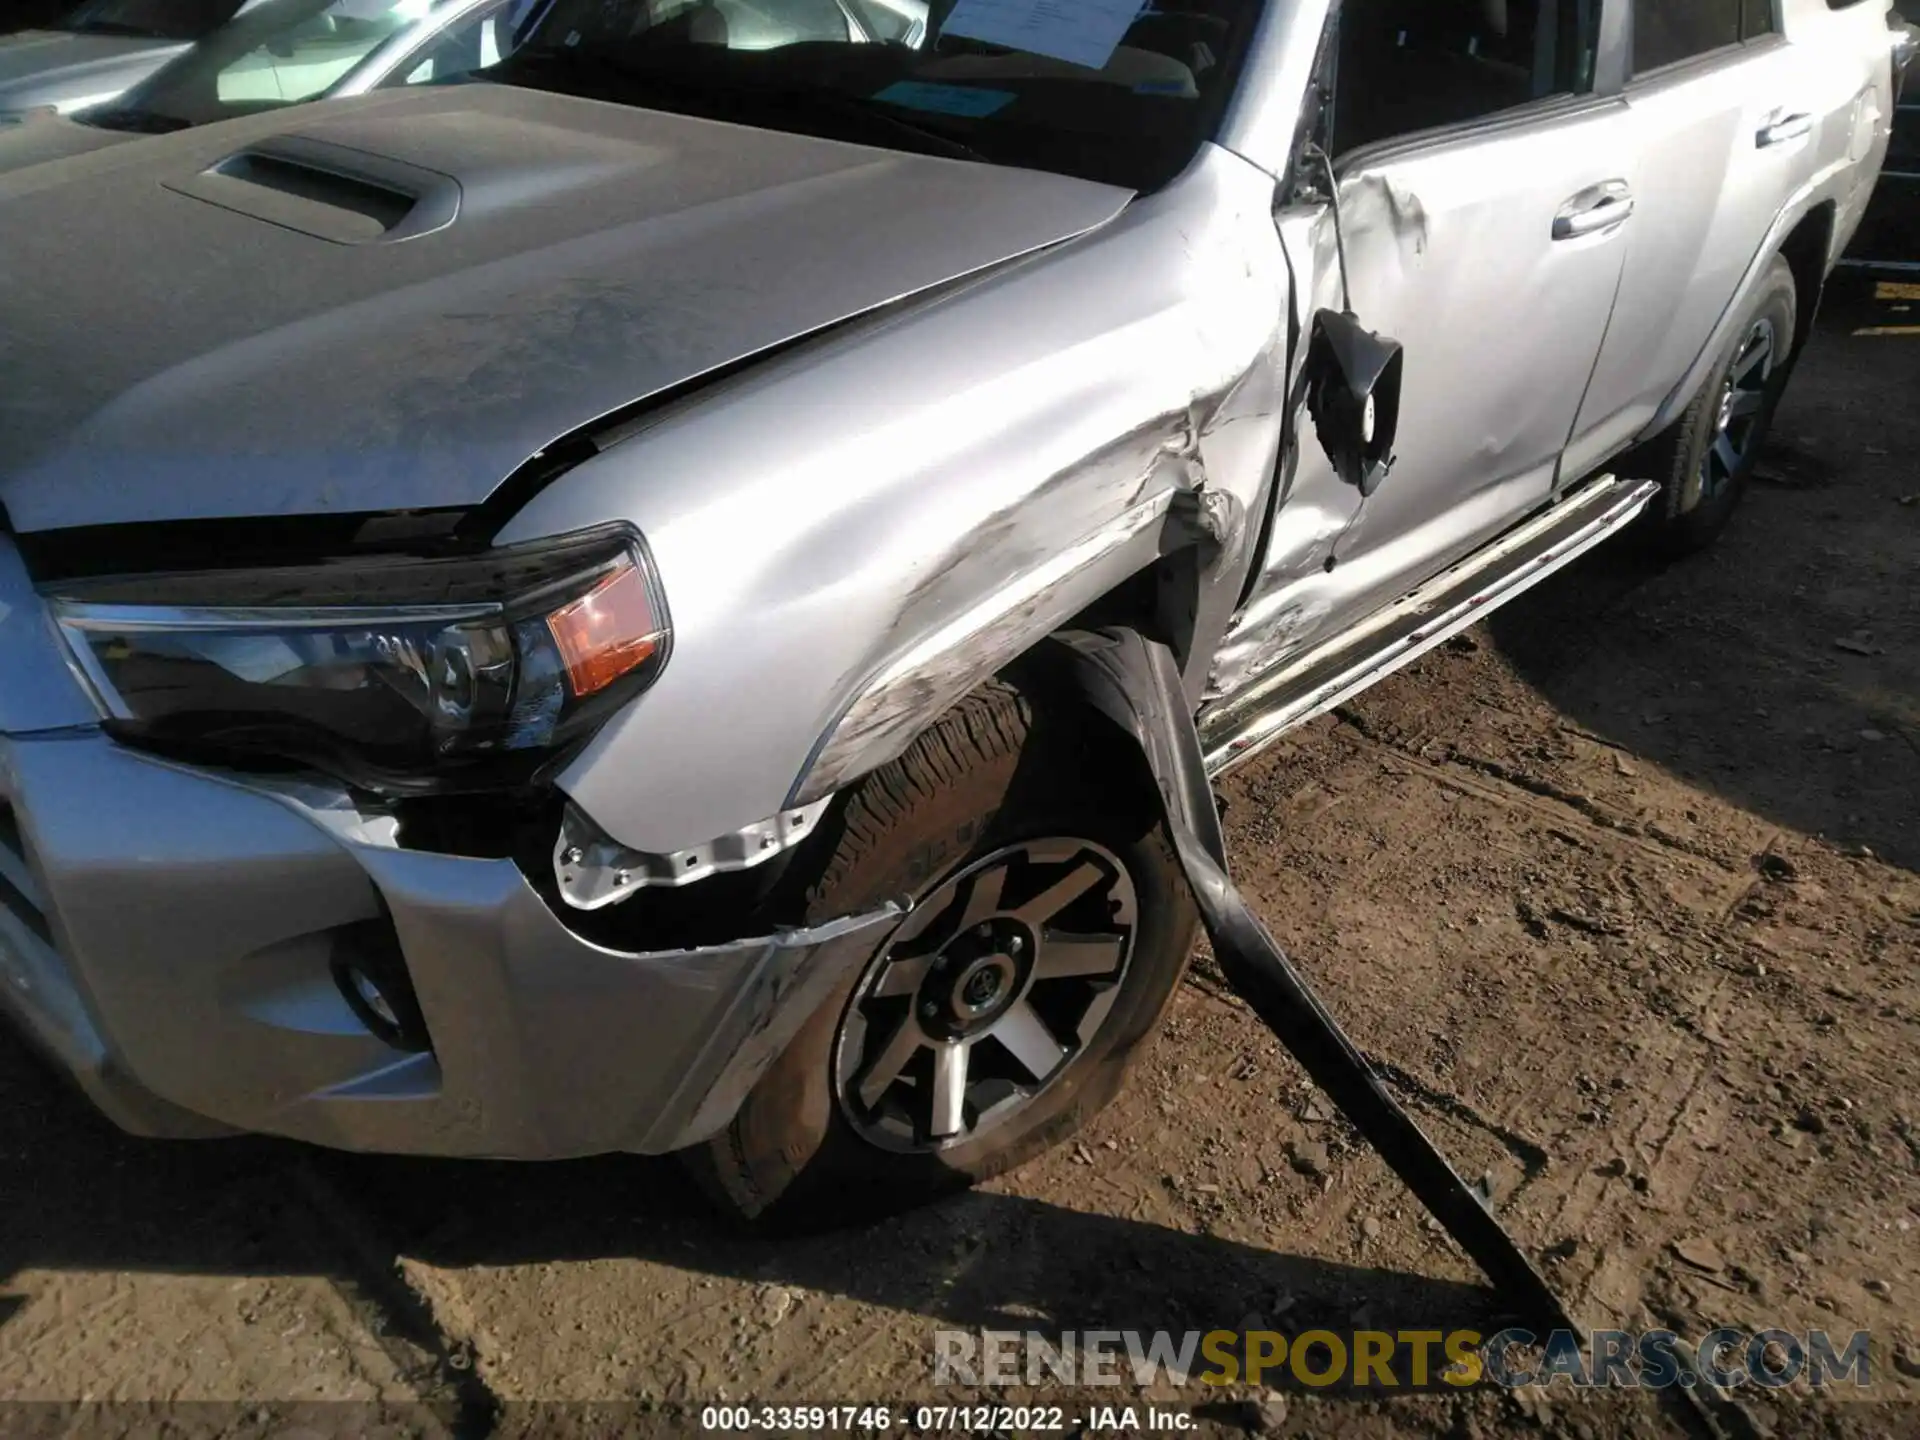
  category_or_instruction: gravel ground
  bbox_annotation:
[1,276,1915,1439]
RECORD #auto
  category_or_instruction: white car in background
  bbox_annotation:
[0,0,538,169]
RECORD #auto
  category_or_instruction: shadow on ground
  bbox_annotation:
[0,1030,1497,1368]
[1484,274,1920,871]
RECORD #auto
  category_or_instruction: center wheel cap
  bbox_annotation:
[950,954,1017,1024]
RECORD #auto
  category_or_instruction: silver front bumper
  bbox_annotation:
[0,728,895,1159]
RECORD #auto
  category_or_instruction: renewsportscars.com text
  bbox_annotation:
[933,1328,1875,1391]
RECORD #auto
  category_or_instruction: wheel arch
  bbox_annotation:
[786,530,1222,812]
[1647,198,1836,437]
[1776,201,1836,364]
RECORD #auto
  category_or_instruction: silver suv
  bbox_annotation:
[0,0,1909,1225]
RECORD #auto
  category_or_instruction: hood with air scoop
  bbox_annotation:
[0,82,1134,534]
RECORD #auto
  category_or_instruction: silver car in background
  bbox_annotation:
[0,0,255,115]
[0,0,1910,1227]
[0,0,540,171]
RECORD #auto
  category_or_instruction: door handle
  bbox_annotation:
[1757,112,1813,147]
[1552,181,1634,240]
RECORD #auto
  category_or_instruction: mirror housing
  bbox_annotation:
[1304,308,1403,497]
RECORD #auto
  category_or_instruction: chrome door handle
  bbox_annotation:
[1757,112,1813,147]
[1553,181,1634,240]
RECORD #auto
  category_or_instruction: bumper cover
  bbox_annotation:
[0,729,895,1159]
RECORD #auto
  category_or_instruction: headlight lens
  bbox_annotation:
[48,524,669,792]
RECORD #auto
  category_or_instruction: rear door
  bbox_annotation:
[1562,0,1811,476]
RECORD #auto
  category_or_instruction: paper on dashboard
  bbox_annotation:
[938,0,1143,71]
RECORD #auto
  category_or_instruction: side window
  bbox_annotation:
[1333,0,1602,157]
[1630,0,1775,74]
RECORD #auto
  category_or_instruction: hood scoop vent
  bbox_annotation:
[164,136,461,245]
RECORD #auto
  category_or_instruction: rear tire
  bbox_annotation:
[1634,255,1798,556]
[685,676,1198,1231]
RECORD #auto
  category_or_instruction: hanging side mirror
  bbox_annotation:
[1304,308,1403,497]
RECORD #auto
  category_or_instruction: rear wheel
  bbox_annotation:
[687,676,1198,1229]
[1634,255,1798,556]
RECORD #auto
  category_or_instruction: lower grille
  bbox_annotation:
[0,800,53,948]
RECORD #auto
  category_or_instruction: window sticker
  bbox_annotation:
[871,80,1017,117]
[939,0,1144,71]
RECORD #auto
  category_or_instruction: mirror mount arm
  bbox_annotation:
[1302,140,1352,316]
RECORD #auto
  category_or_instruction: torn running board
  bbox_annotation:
[1053,627,1575,1333]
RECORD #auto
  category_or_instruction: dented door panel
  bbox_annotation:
[1214,98,1636,700]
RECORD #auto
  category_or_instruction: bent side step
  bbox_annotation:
[1200,474,1659,776]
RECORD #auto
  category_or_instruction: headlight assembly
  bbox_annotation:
[48,523,669,793]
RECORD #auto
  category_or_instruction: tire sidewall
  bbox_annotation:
[1667,261,1798,544]
[715,711,1196,1226]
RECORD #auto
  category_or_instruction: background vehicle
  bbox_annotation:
[1,4,82,35]
[0,1,253,116]
[0,0,1906,1228]
[0,0,541,171]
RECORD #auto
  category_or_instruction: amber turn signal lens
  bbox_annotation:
[545,561,663,699]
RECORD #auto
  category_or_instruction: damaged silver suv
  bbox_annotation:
[0,0,1910,1225]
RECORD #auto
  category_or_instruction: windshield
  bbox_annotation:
[492,0,1257,190]
[80,0,524,132]
[54,0,249,41]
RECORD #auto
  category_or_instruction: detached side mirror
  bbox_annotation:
[1304,307,1403,497]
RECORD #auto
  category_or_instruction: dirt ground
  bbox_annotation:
[1,274,1916,1440]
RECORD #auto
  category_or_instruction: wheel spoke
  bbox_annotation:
[856,1015,927,1110]
[1732,338,1772,386]
[1032,928,1127,980]
[1727,389,1765,421]
[953,866,1007,935]
[1012,860,1105,926]
[1712,432,1741,477]
[871,953,934,999]
[929,1040,970,1138]
[1075,983,1121,1045]
[992,1000,1066,1082]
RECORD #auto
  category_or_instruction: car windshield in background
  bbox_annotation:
[495,0,1260,190]
[79,0,482,133]
[54,0,250,41]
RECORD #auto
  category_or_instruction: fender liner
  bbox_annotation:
[1053,626,1574,1330]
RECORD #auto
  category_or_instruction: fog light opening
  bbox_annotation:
[347,966,401,1028]
[329,918,433,1053]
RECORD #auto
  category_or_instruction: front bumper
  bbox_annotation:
[0,728,895,1159]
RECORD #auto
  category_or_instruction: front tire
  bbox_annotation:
[1634,254,1798,556]
[687,676,1198,1230]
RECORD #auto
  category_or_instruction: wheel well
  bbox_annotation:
[1059,547,1208,677]
[1777,204,1835,361]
